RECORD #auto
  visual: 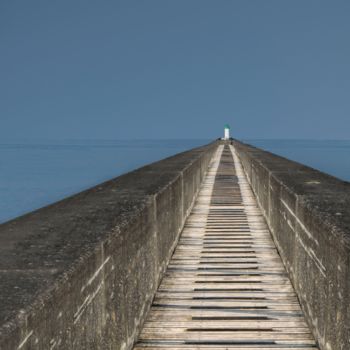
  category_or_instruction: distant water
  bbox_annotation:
[0,139,349,224]
[245,139,350,183]
[0,139,210,223]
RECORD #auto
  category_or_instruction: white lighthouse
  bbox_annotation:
[224,124,230,140]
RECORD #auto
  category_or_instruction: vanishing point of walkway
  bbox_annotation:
[134,145,318,349]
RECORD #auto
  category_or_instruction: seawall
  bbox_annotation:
[233,139,350,350]
[0,141,218,349]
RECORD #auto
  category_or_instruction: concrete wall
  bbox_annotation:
[0,141,218,350]
[233,140,350,350]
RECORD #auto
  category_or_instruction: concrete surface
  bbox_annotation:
[233,139,350,350]
[0,141,218,350]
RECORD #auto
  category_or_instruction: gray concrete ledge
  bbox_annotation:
[0,141,218,350]
[233,139,350,350]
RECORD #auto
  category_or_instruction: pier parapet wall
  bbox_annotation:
[0,141,218,349]
[233,139,350,350]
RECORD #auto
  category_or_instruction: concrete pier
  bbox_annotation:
[0,139,348,350]
[232,140,350,350]
[0,142,217,349]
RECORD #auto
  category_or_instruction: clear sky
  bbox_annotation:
[1,1,349,140]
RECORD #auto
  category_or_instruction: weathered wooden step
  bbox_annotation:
[133,145,319,350]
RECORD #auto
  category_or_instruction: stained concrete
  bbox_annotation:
[233,139,350,350]
[0,141,218,350]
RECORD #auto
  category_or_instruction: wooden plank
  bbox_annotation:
[135,347,317,350]
[133,145,319,350]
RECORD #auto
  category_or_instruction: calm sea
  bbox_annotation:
[0,139,349,223]
[246,139,350,182]
[0,139,209,223]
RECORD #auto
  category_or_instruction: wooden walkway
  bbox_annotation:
[134,145,318,350]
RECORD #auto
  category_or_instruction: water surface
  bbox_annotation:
[245,139,350,182]
[1,138,349,224]
[0,139,209,223]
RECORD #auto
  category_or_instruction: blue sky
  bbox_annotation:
[1,1,349,140]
